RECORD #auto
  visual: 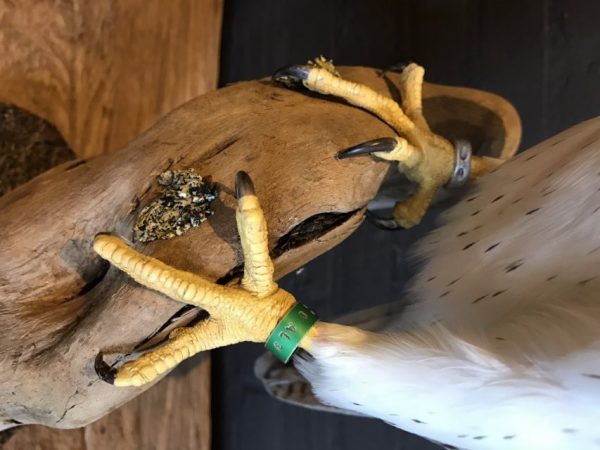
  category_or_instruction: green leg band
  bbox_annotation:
[265,303,318,363]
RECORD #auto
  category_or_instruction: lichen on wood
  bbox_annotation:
[134,169,216,242]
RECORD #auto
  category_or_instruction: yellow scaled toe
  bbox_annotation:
[95,172,304,387]
[282,59,506,228]
[111,319,230,387]
[391,187,436,229]
[372,137,421,169]
[236,192,278,297]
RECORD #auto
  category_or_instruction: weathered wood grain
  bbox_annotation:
[0,0,223,158]
[0,68,394,431]
[0,1,222,447]
[2,358,210,450]
[0,105,214,450]
[0,64,517,433]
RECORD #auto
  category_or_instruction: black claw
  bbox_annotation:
[94,352,116,385]
[272,65,311,88]
[385,61,413,74]
[235,171,255,199]
[337,137,398,160]
[365,210,404,231]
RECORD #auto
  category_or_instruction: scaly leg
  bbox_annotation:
[273,58,500,228]
[94,172,306,387]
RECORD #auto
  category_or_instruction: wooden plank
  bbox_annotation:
[0,0,221,448]
[215,1,600,450]
[542,0,600,137]
[2,358,211,450]
[216,2,455,448]
[218,0,411,83]
[474,0,546,148]
[216,2,440,449]
[0,0,223,158]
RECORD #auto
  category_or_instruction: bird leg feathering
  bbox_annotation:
[291,118,600,450]
[94,120,600,448]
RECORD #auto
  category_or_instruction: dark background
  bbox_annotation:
[214,1,600,449]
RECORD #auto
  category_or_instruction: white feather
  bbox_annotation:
[296,118,600,449]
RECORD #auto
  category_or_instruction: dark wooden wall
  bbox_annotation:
[215,1,600,449]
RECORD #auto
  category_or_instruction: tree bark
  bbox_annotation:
[0,65,519,430]
[2,357,210,450]
[0,1,222,446]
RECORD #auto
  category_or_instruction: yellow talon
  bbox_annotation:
[94,172,303,387]
[274,60,505,228]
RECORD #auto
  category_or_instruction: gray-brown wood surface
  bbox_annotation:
[0,0,223,159]
[1,1,599,449]
[2,357,210,450]
[0,0,222,447]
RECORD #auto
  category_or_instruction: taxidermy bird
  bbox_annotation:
[93,61,600,450]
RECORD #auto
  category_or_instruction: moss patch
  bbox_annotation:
[0,104,74,197]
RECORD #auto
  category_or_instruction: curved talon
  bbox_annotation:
[272,65,311,88]
[271,58,507,228]
[235,170,256,198]
[337,137,398,159]
[365,210,404,230]
[383,61,412,74]
[94,352,117,385]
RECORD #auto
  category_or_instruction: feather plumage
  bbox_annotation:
[293,118,600,449]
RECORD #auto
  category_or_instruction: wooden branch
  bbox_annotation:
[0,66,519,430]
[0,0,223,445]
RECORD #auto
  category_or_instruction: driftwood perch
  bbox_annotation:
[0,1,223,445]
[0,67,520,429]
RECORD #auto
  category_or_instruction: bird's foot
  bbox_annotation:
[274,60,501,228]
[94,172,315,387]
